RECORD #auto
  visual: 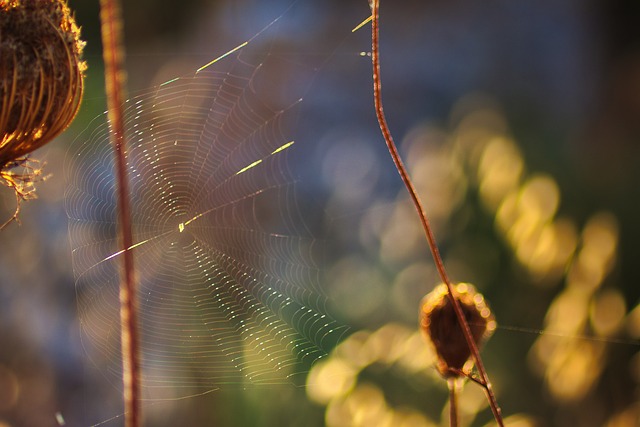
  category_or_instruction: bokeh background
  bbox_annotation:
[1,0,640,426]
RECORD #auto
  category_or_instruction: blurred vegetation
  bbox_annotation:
[1,1,640,426]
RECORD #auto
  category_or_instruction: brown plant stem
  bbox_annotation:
[369,1,503,425]
[448,378,459,427]
[99,0,141,426]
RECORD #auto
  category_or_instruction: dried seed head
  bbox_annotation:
[0,0,86,227]
[419,283,496,378]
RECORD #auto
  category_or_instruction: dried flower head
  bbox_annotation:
[0,0,86,228]
[420,283,496,378]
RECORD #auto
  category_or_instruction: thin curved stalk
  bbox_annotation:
[369,1,503,425]
[99,0,141,426]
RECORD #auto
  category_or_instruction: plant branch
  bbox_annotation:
[448,378,459,427]
[99,0,141,426]
[369,1,503,425]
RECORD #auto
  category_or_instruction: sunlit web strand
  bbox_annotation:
[64,24,346,399]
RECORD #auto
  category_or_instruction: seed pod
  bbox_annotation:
[419,283,496,378]
[0,0,86,226]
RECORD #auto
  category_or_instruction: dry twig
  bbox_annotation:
[369,1,503,424]
[98,0,141,426]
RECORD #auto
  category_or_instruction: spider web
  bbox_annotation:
[65,16,347,401]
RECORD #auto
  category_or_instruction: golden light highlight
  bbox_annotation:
[325,383,390,427]
[542,289,589,336]
[455,381,490,422]
[362,323,413,365]
[454,103,624,405]
[529,212,620,401]
[590,289,626,337]
[500,175,566,280]
[306,324,441,426]
[333,330,376,370]
[391,408,436,427]
[604,405,640,427]
[306,358,356,405]
[395,329,437,373]
[566,213,619,294]
[314,98,640,423]
[497,414,539,427]
[478,136,524,210]
[543,339,605,402]
[475,135,577,282]
[519,176,559,222]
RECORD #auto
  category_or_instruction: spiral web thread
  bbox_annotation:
[65,26,345,400]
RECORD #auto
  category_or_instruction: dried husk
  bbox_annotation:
[0,0,86,227]
[420,283,496,378]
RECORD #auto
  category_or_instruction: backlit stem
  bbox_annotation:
[448,378,459,427]
[369,1,503,425]
[99,0,141,426]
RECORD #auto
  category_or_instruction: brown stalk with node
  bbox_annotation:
[98,0,142,426]
[0,0,86,230]
[369,1,504,425]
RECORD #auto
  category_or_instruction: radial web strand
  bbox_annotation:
[65,38,346,400]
